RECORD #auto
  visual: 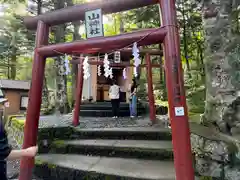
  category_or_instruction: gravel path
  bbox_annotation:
[7,134,20,179]
[7,134,42,180]
[16,114,168,129]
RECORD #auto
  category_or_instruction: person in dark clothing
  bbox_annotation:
[0,122,38,180]
[0,128,12,180]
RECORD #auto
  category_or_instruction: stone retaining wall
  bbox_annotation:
[5,115,75,148]
[5,116,25,147]
[190,123,240,180]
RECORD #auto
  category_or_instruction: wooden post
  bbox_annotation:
[73,59,84,126]
[159,0,194,180]
[146,53,156,123]
[19,21,49,180]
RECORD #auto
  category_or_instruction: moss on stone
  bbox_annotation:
[35,159,44,165]
[52,140,66,148]
[16,119,25,125]
[47,163,57,168]
[5,115,22,127]
[200,176,212,180]
[11,119,24,131]
[189,113,202,123]
[35,158,57,169]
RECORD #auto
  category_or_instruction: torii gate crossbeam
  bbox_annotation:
[24,0,158,29]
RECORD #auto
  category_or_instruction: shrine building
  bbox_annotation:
[81,51,134,102]
[80,48,162,103]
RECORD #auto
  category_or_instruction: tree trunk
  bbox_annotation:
[71,22,81,106]
[201,0,240,135]
[10,46,17,80]
[53,0,69,114]
[65,0,81,107]
[189,26,205,83]
[7,56,10,79]
[37,0,42,14]
[37,0,50,109]
[119,13,124,33]
[181,0,191,78]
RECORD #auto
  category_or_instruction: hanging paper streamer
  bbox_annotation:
[109,68,113,79]
[83,56,90,80]
[123,68,127,79]
[132,42,141,77]
[103,54,110,78]
[133,67,138,77]
[64,54,70,75]
[97,65,101,76]
[132,42,141,67]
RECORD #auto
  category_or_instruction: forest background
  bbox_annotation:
[0,0,207,121]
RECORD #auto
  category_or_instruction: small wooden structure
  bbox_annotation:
[0,79,30,115]
[19,0,194,180]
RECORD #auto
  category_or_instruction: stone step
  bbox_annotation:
[34,154,176,180]
[73,127,172,140]
[80,102,145,109]
[38,126,172,144]
[47,139,173,161]
[79,109,137,117]
[82,102,142,106]
[80,102,145,111]
[81,105,130,111]
[79,102,146,117]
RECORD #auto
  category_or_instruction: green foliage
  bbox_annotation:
[0,3,35,79]
[0,0,25,4]
[0,0,207,114]
[121,0,205,110]
[228,44,240,89]
[122,5,160,29]
[187,86,205,114]
[4,114,23,126]
[231,3,240,35]
[6,115,25,131]
[155,100,168,107]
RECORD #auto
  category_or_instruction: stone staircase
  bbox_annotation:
[35,126,176,180]
[79,102,146,117]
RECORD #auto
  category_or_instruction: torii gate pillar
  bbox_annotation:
[73,60,84,126]
[159,0,195,180]
[19,20,49,180]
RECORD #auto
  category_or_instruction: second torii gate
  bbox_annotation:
[20,0,195,180]
[72,51,159,126]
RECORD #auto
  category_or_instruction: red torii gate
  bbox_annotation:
[19,0,194,180]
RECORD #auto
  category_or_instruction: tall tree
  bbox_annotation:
[201,0,240,135]
[178,0,191,78]
[0,5,34,80]
[65,0,82,106]
[37,0,50,109]
[52,0,69,114]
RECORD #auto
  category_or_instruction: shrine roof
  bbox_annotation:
[0,79,30,90]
